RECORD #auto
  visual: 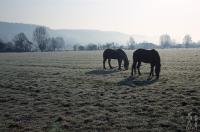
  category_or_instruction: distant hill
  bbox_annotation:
[0,21,158,47]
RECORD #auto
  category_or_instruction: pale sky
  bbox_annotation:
[0,0,200,43]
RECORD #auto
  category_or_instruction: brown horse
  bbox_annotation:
[103,49,129,70]
[131,49,161,79]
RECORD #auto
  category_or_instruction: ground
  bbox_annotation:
[0,49,200,132]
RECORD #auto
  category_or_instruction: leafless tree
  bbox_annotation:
[13,32,32,52]
[33,26,48,52]
[127,36,136,50]
[160,34,172,48]
[183,34,192,48]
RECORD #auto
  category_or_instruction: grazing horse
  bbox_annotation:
[131,49,161,79]
[103,49,129,70]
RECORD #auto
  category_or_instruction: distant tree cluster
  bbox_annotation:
[0,26,65,52]
[135,42,159,49]
[72,34,200,51]
[159,34,200,48]
[0,40,14,52]
[73,42,125,51]
[32,27,65,51]
[14,33,33,52]
[73,44,98,51]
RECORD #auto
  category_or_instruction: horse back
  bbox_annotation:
[103,49,125,59]
[103,49,117,59]
[133,49,160,64]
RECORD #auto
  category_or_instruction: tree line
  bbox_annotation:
[0,26,65,52]
[73,34,200,51]
[1,31,200,52]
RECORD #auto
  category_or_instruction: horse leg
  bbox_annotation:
[108,59,113,69]
[137,61,141,75]
[118,59,122,70]
[155,65,160,79]
[131,61,137,76]
[152,65,155,76]
[103,58,107,69]
[148,64,154,79]
[149,64,155,76]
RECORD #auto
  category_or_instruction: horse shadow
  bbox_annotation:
[118,76,158,87]
[85,68,119,75]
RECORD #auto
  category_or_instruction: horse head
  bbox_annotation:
[124,60,129,70]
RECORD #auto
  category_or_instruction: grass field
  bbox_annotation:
[0,49,200,131]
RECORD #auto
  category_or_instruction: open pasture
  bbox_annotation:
[0,49,200,131]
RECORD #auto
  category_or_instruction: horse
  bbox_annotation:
[103,49,129,70]
[131,49,161,79]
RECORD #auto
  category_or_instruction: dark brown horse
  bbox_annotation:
[131,49,161,79]
[103,49,129,70]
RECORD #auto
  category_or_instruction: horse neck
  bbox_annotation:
[118,49,128,63]
[123,54,128,63]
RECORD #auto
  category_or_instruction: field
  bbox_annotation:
[0,49,200,131]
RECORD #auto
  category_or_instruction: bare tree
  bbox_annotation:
[73,44,79,51]
[0,39,6,52]
[86,44,98,50]
[13,32,32,52]
[78,45,85,51]
[33,26,48,52]
[183,35,192,48]
[160,34,172,48]
[47,37,57,51]
[127,36,136,50]
[55,37,65,50]
[103,42,115,49]
[46,37,65,51]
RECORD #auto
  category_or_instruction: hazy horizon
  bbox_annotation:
[0,0,200,43]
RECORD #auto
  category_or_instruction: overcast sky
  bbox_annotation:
[0,0,200,42]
